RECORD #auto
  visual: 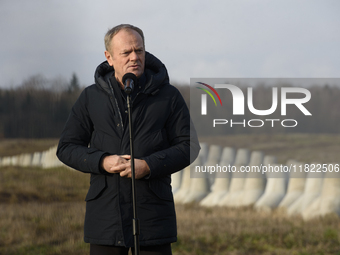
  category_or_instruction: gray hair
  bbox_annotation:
[104,24,145,52]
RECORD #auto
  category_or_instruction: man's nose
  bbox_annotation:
[130,50,138,61]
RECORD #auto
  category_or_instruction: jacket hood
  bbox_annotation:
[94,51,170,95]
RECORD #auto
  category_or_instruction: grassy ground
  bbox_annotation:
[1,136,340,254]
[0,166,89,255]
[174,204,340,255]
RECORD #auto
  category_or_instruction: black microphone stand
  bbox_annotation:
[124,73,140,255]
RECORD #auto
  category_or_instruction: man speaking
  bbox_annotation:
[57,24,200,255]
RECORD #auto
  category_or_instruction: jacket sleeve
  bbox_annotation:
[56,88,106,174]
[142,88,200,179]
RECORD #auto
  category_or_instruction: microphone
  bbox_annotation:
[122,73,137,95]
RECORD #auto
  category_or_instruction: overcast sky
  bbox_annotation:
[0,0,339,88]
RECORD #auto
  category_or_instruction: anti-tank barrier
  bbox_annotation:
[1,143,339,220]
[172,145,340,221]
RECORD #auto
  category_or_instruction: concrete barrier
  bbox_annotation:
[41,146,63,168]
[287,166,324,216]
[19,153,32,167]
[255,162,288,212]
[302,166,340,220]
[318,169,340,217]
[174,154,203,204]
[183,145,222,204]
[2,156,11,166]
[31,152,42,167]
[199,142,209,165]
[174,166,191,203]
[278,161,307,211]
[238,151,266,206]
[11,156,19,166]
[301,196,322,220]
[171,170,183,194]
[200,147,235,207]
[218,148,250,207]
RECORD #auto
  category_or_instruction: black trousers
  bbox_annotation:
[90,243,172,255]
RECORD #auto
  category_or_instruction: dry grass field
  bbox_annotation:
[1,135,340,254]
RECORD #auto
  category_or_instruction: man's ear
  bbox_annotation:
[104,51,114,66]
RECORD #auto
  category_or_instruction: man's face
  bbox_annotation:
[105,29,145,86]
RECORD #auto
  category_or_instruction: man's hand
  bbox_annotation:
[101,155,150,179]
[101,155,131,173]
[120,158,150,179]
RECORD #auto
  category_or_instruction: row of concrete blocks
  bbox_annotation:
[0,145,63,169]
[172,144,340,221]
[1,143,338,221]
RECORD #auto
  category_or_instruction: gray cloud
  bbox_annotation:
[1,0,339,88]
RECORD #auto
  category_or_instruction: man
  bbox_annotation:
[57,24,200,255]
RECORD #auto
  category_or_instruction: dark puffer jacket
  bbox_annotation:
[57,52,200,247]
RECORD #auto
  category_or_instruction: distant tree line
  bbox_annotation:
[0,76,339,138]
[0,74,81,138]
